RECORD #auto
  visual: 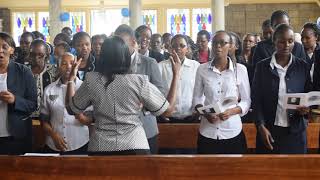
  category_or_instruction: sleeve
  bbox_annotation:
[159,62,170,97]
[69,76,92,114]
[251,62,265,127]
[252,43,263,70]
[39,87,50,122]
[192,66,205,108]
[236,65,251,117]
[140,79,169,117]
[148,58,165,95]
[297,43,307,61]
[11,67,37,114]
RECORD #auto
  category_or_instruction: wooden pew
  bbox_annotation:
[2,155,320,179]
[32,120,320,151]
[158,123,320,149]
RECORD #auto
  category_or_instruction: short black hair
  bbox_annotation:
[214,30,233,44]
[0,32,16,49]
[197,30,211,41]
[55,42,71,52]
[92,34,108,43]
[97,36,131,86]
[72,32,91,47]
[30,39,51,61]
[303,22,320,37]
[21,32,35,41]
[171,34,189,47]
[61,27,72,34]
[151,33,162,40]
[270,10,289,27]
[54,33,72,46]
[32,31,45,40]
[262,19,272,29]
[272,23,294,43]
[135,25,152,40]
[114,24,135,39]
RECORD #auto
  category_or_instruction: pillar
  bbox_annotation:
[129,0,142,30]
[49,0,63,44]
[211,0,225,32]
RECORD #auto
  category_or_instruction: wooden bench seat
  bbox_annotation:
[2,155,320,179]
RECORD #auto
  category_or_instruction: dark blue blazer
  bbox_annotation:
[252,55,312,133]
[7,61,37,138]
[252,39,306,68]
[313,48,320,90]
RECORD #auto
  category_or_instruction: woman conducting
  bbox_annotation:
[66,36,181,155]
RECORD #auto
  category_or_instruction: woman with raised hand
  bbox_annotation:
[66,36,181,155]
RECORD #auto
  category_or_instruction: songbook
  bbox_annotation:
[283,91,320,109]
[196,96,238,115]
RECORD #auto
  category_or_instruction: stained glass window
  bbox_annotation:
[69,12,86,34]
[90,9,126,36]
[13,12,36,46]
[167,9,190,36]
[142,10,157,33]
[38,12,50,42]
[192,8,212,41]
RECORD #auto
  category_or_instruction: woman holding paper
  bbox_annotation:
[252,23,312,154]
[192,31,251,154]
[0,32,37,154]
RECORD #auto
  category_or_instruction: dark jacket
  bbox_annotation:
[149,50,170,63]
[312,48,320,90]
[305,43,320,69]
[252,55,312,133]
[7,61,37,138]
[252,39,306,69]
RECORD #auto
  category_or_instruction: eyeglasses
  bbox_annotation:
[171,43,187,49]
[212,41,230,47]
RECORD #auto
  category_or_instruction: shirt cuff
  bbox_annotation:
[150,100,170,117]
[237,101,250,117]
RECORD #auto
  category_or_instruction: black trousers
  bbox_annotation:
[148,135,158,154]
[197,131,247,154]
[0,136,32,155]
[43,143,88,155]
[88,149,150,155]
[256,126,307,154]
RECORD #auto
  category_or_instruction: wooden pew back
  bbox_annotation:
[1,155,320,179]
[158,123,320,149]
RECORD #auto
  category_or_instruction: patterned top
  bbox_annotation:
[31,64,57,118]
[69,72,169,152]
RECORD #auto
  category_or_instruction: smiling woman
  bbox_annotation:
[0,32,37,155]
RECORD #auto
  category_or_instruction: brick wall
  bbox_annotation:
[225,3,320,37]
[0,8,11,33]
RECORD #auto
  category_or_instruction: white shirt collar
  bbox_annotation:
[208,57,235,73]
[131,51,137,62]
[270,52,293,70]
[182,58,193,67]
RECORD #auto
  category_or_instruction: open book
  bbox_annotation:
[196,96,238,114]
[284,91,320,109]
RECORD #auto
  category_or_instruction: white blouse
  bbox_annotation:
[192,59,251,140]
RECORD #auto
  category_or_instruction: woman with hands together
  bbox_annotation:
[192,31,251,154]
